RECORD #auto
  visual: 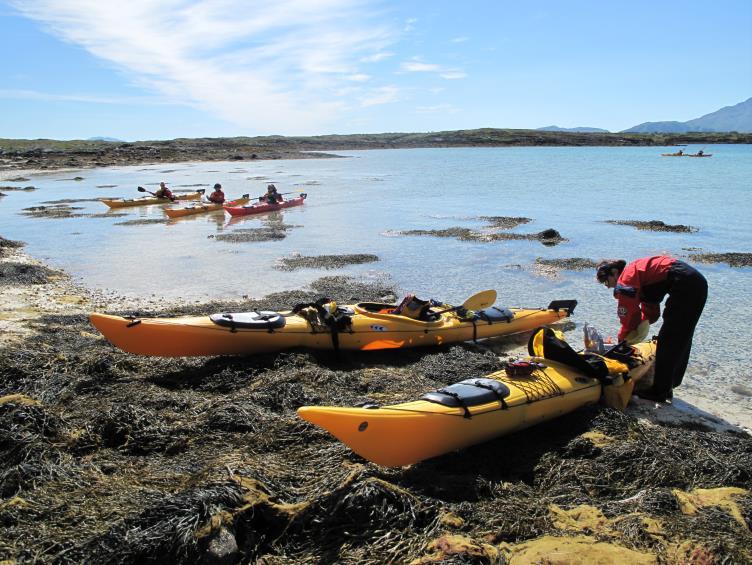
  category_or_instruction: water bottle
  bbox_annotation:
[583,323,605,354]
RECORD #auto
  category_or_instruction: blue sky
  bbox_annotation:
[1,0,751,140]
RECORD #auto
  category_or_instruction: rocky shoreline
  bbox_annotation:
[2,128,751,175]
[1,237,750,563]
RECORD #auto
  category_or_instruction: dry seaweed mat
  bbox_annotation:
[0,185,37,191]
[535,257,598,271]
[605,219,698,233]
[0,262,60,285]
[398,227,566,246]
[0,278,750,563]
[275,253,379,271]
[20,204,88,219]
[213,222,299,243]
[689,252,752,268]
[0,236,24,258]
[479,216,532,229]
[114,218,170,226]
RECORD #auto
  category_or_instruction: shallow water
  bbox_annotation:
[1,145,751,425]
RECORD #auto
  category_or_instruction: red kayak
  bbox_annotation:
[223,194,307,217]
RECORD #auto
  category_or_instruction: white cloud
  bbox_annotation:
[346,74,371,82]
[9,0,399,134]
[401,61,441,72]
[416,103,457,113]
[360,85,399,107]
[450,36,468,43]
[400,58,465,80]
[360,51,394,63]
[440,71,467,80]
[0,88,168,105]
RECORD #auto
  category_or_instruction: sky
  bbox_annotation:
[1,0,751,141]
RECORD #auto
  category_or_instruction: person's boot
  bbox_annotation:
[636,388,671,403]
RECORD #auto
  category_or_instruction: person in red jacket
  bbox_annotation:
[154,182,174,200]
[207,183,225,204]
[596,256,707,402]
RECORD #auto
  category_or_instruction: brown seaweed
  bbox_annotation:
[689,253,752,268]
[275,254,379,271]
[0,277,750,564]
[605,219,698,233]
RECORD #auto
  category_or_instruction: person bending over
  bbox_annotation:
[596,256,707,402]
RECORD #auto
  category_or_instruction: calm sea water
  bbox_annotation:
[2,145,751,425]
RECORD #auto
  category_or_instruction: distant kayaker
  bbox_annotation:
[207,183,225,204]
[596,256,707,403]
[154,182,174,200]
[264,184,281,204]
[677,149,684,156]
[697,150,704,156]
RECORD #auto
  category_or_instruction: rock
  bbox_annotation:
[731,384,752,397]
[202,527,239,565]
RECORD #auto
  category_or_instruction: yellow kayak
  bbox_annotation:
[164,195,251,218]
[101,192,201,208]
[298,338,656,467]
[89,296,577,357]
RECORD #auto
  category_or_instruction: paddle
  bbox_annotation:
[360,289,498,351]
[137,185,175,202]
[433,289,497,315]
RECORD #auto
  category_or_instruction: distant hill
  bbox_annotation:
[537,125,610,133]
[623,97,752,133]
[87,136,123,142]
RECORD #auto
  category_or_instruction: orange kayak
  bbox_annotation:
[89,299,577,357]
[164,195,251,218]
[101,192,201,208]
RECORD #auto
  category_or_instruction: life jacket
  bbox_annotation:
[208,191,225,203]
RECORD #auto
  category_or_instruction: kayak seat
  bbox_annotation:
[422,378,511,418]
[210,311,286,330]
[357,302,399,313]
[475,307,515,323]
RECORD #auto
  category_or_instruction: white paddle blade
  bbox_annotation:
[462,289,497,311]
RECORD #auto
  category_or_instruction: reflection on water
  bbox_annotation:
[2,146,752,424]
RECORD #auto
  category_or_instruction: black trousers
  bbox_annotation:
[653,262,708,397]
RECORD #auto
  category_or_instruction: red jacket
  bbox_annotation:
[614,256,677,341]
[208,190,225,204]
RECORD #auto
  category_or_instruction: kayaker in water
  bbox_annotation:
[264,184,281,204]
[207,183,225,204]
[697,150,704,156]
[596,256,707,403]
[677,149,684,156]
[154,182,174,200]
